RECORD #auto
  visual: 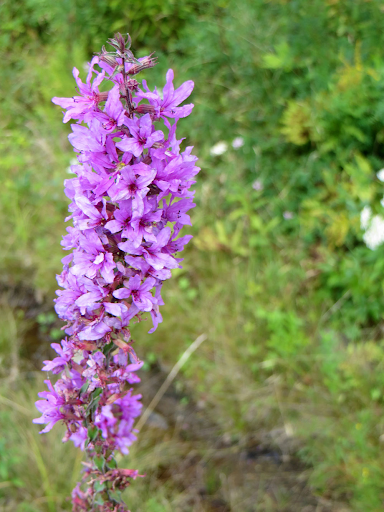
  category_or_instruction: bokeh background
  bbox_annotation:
[2,1,384,510]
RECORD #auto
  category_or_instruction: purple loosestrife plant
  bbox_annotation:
[34,33,199,511]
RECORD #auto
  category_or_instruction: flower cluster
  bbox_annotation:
[34,33,199,511]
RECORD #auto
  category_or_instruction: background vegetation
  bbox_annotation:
[2,0,384,510]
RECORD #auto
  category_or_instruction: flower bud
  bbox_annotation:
[128,54,158,75]
[98,45,118,68]
[135,104,155,115]
[126,78,139,91]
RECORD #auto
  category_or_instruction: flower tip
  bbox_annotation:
[166,68,175,81]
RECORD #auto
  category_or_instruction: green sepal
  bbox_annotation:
[79,381,90,395]
[108,489,123,503]
[93,494,105,506]
[102,341,115,356]
[94,480,106,493]
[87,425,99,443]
[94,455,106,472]
[86,387,103,415]
[108,457,118,469]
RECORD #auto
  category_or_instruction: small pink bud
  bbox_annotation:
[135,104,155,114]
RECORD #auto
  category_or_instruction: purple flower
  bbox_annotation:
[112,350,143,383]
[42,340,74,374]
[149,307,163,334]
[137,69,194,119]
[95,404,116,438]
[95,391,142,455]
[119,227,178,271]
[124,255,171,281]
[129,198,161,247]
[116,114,164,156]
[104,199,133,238]
[93,84,125,131]
[83,351,105,384]
[103,302,128,317]
[78,317,111,341]
[165,233,193,255]
[109,163,156,215]
[162,197,194,235]
[71,230,116,283]
[70,426,88,450]
[113,275,156,312]
[33,380,67,433]
[74,277,108,314]
[73,195,107,230]
[54,273,85,320]
[52,58,106,123]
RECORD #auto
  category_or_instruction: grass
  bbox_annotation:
[2,249,384,510]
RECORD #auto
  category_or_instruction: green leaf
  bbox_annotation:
[87,425,99,443]
[80,381,90,395]
[94,456,105,473]
[93,480,106,493]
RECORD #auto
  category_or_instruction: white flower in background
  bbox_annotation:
[232,137,244,149]
[283,211,294,220]
[363,216,384,250]
[360,206,372,230]
[377,168,384,182]
[360,205,384,250]
[252,179,263,191]
[210,141,228,156]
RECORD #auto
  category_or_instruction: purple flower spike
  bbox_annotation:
[36,32,199,511]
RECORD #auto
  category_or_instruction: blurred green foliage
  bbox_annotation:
[3,0,384,510]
